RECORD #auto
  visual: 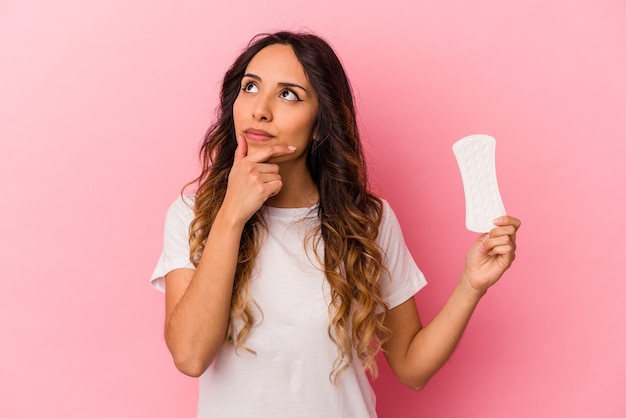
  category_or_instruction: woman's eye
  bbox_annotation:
[242,82,258,93]
[280,89,300,101]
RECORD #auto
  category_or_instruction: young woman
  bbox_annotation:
[151,31,521,417]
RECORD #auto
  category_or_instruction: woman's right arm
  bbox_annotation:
[163,136,296,377]
[164,209,246,377]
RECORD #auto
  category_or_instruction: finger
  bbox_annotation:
[488,224,518,239]
[234,135,248,161]
[248,175,283,201]
[266,179,284,198]
[483,235,516,255]
[247,144,297,163]
[487,244,516,259]
[251,161,281,175]
[256,172,282,184]
[488,224,519,249]
[494,215,521,230]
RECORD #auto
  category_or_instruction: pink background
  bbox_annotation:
[1,0,625,417]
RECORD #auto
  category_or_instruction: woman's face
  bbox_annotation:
[233,44,319,164]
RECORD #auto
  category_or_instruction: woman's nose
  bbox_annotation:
[251,94,272,122]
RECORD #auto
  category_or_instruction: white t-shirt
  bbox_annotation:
[151,196,427,418]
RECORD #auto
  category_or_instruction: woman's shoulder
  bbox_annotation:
[165,194,196,221]
[169,193,195,208]
[375,197,394,220]
[375,197,403,233]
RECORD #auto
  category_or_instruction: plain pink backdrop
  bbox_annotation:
[1,0,625,417]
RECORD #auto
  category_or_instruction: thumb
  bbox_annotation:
[234,134,248,161]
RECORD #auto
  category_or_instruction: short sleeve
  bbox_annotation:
[150,195,196,292]
[377,200,427,310]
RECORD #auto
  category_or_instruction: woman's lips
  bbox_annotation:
[244,128,274,142]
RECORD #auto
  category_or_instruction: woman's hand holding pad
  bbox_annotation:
[461,215,521,297]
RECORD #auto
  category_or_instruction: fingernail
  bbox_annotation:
[288,146,297,151]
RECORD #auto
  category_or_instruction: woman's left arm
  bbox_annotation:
[382,216,521,390]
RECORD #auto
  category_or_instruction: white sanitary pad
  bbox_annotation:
[453,134,506,233]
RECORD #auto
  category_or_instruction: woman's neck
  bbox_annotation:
[265,161,318,208]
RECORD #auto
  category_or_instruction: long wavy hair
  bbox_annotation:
[186,31,389,381]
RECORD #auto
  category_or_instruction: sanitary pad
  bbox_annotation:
[453,134,506,233]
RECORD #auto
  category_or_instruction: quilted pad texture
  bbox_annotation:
[453,134,506,233]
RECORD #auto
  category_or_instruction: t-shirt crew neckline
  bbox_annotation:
[263,204,318,218]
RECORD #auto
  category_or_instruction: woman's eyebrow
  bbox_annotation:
[243,73,308,93]
[279,82,308,93]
